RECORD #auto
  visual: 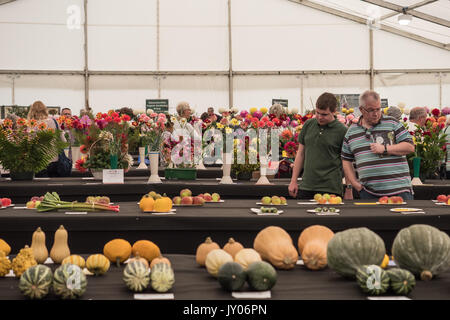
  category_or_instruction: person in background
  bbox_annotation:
[269,103,287,119]
[342,90,415,200]
[408,107,427,131]
[61,107,72,117]
[27,101,68,177]
[387,106,402,121]
[288,92,348,199]
[445,115,450,179]
[176,101,192,121]
[208,107,221,122]
[60,108,75,160]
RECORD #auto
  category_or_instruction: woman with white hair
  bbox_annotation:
[176,101,192,120]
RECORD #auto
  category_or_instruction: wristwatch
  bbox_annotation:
[346,184,353,190]
[383,143,388,156]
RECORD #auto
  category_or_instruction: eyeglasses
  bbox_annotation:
[362,107,381,114]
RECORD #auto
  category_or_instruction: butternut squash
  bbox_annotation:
[297,225,334,270]
[253,226,298,270]
[50,225,70,264]
[31,227,48,264]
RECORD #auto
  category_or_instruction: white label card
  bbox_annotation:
[5,270,15,277]
[65,211,88,215]
[134,293,174,300]
[296,260,304,266]
[232,291,271,299]
[367,296,411,300]
[388,261,396,266]
[44,257,54,264]
[103,169,124,184]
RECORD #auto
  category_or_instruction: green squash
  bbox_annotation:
[356,265,390,295]
[19,265,53,299]
[386,268,416,295]
[392,224,450,281]
[217,262,247,292]
[53,264,87,299]
[123,261,150,292]
[150,262,175,293]
[327,227,386,279]
[246,261,277,291]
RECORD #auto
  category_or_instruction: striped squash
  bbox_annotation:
[386,268,416,295]
[19,265,53,299]
[86,254,110,276]
[62,255,86,269]
[123,260,150,292]
[150,262,175,293]
[356,265,390,295]
[53,264,88,299]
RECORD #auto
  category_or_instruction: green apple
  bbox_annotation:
[180,189,192,198]
[261,196,271,205]
[211,193,221,202]
[271,196,281,205]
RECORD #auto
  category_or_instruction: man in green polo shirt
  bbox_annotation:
[288,92,348,199]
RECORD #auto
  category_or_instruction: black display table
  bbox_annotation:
[0,254,448,300]
[1,200,449,255]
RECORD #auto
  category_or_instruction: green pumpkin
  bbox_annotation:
[386,268,416,295]
[19,265,53,300]
[217,262,247,292]
[392,224,450,281]
[246,261,277,291]
[356,265,390,295]
[123,261,150,292]
[53,264,87,299]
[150,262,175,293]
[327,227,386,279]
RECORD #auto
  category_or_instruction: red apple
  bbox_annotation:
[387,197,394,204]
[181,196,193,205]
[1,198,11,207]
[180,189,192,198]
[172,196,182,205]
[193,196,205,205]
[203,193,213,202]
[393,196,404,204]
[437,194,448,203]
[379,196,389,204]
[197,194,204,199]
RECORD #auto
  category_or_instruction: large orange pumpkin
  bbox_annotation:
[253,226,298,270]
[132,240,161,263]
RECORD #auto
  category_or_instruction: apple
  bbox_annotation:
[197,194,204,199]
[379,196,389,204]
[34,201,41,207]
[193,196,205,205]
[203,193,213,202]
[393,196,404,204]
[280,196,287,205]
[181,196,193,205]
[318,198,327,205]
[261,196,271,205]
[1,198,11,207]
[447,198,450,205]
[437,194,447,203]
[387,197,394,204]
[211,193,221,202]
[323,194,331,201]
[271,196,281,205]
[180,189,192,198]
[172,196,182,205]
[26,201,36,209]
[335,196,342,204]
[313,193,322,202]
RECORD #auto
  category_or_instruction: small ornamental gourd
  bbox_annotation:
[123,260,150,292]
[196,237,220,267]
[139,194,155,212]
[62,255,86,269]
[356,265,390,296]
[234,248,262,270]
[253,226,298,270]
[327,227,386,279]
[223,238,244,259]
[30,227,48,264]
[153,194,173,213]
[150,255,171,269]
[150,262,175,293]
[205,249,233,278]
[391,224,450,281]
[246,261,277,291]
[0,238,11,256]
[217,262,247,292]
[12,245,37,278]
[0,251,12,277]
[19,265,53,300]
[53,264,88,299]
[132,240,161,264]
[380,254,389,269]
[86,254,110,276]
[386,268,416,295]
[103,239,132,267]
[128,253,149,268]
[50,225,70,264]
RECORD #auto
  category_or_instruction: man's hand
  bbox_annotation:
[370,143,384,154]
[288,181,298,198]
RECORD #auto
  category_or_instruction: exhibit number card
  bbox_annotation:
[232,291,271,299]
[102,169,124,184]
[367,296,410,300]
[134,293,174,300]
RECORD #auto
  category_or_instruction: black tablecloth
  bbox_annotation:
[1,199,449,255]
[0,254,449,300]
[0,177,449,203]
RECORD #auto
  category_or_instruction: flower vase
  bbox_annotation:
[411,156,423,185]
[137,147,148,169]
[110,154,118,169]
[196,157,207,170]
[256,156,272,185]
[147,151,162,184]
[10,171,34,181]
[71,146,82,169]
[90,169,103,180]
[219,152,234,184]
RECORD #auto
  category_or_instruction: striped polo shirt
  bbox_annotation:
[341,116,414,196]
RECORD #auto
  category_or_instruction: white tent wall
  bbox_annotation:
[0,0,449,116]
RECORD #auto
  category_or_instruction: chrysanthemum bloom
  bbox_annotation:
[29,119,37,127]
[37,122,47,130]
[17,118,27,126]
[281,129,293,140]
[260,107,268,114]
[431,108,441,117]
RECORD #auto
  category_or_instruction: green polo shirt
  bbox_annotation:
[298,118,348,196]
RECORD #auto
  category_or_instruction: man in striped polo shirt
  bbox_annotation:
[342,90,415,200]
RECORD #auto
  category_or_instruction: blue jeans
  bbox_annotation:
[359,189,414,200]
